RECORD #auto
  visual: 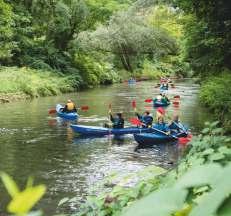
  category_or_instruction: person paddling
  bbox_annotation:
[135,111,153,128]
[62,99,77,113]
[161,93,170,103]
[153,94,162,103]
[153,116,170,134]
[169,114,187,134]
[107,111,125,129]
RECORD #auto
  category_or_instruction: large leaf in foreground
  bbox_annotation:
[176,164,222,189]
[189,164,231,216]
[122,188,187,216]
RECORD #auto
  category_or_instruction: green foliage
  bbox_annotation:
[75,53,120,87]
[74,166,166,216]
[0,0,15,61]
[77,8,177,72]
[199,73,231,132]
[0,172,46,215]
[76,122,231,215]
[174,0,231,75]
[0,67,75,98]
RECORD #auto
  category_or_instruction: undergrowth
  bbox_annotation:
[0,67,76,98]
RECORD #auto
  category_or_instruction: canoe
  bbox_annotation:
[134,131,187,146]
[70,124,152,136]
[153,100,170,107]
[56,104,79,120]
[128,80,136,85]
[160,86,168,91]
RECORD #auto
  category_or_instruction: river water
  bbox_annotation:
[0,80,213,215]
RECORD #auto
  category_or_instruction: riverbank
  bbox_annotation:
[0,67,76,104]
[0,66,176,104]
[199,71,231,132]
[75,122,231,216]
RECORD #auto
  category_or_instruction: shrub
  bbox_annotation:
[0,66,76,98]
[199,72,231,131]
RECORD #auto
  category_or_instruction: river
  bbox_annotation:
[0,80,213,215]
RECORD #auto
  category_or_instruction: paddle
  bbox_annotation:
[130,118,178,140]
[130,118,143,126]
[172,121,187,134]
[132,100,137,112]
[144,98,152,103]
[151,127,178,140]
[48,106,89,114]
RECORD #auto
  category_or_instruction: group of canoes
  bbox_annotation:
[53,80,191,146]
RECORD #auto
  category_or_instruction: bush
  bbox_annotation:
[75,54,120,87]
[0,66,76,98]
[199,72,231,131]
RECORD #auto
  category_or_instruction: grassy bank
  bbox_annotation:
[0,67,77,103]
[71,122,231,216]
[199,72,231,132]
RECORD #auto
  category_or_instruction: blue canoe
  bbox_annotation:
[70,124,152,136]
[134,131,187,146]
[160,86,168,91]
[153,100,170,107]
[56,104,79,121]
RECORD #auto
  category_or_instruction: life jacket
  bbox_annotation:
[142,115,153,127]
[113,117,124,129]
[66,102,75,111]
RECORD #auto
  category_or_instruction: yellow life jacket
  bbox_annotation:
[66,102,75,111]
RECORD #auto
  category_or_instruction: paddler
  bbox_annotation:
[169,114,187,134]
[135,111,153,128]
[108,111,125,129]
[153,116,170,134]
[62,99,77,113]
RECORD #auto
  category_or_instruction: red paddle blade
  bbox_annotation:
[173,101,180,105]
[156,107,165,115]
[145,98,152,103]
[144,105,152,111]
[130,118,142,126]
[132,100,136,109]
[81,106,89,111]
[178,134,193,145]
[49,109,56,114]
[174,95,180,99]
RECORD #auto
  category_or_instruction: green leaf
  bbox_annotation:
[217,196,231,216]
[0,172,19,197]
[211,121,220,127]
[212,128,223,134]
[189,164,231,216]
[209,153,225,161]
[7,185,46,214]
[201,128,210,134]
[201,148,214,156]
[122,188,188,216]
[176,164,222,189]
[218,146,231,155]
[58,197,70,206]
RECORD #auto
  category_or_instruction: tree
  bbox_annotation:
[77,10,177,72]
[0,0,15,63]
[173,0,231,75]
